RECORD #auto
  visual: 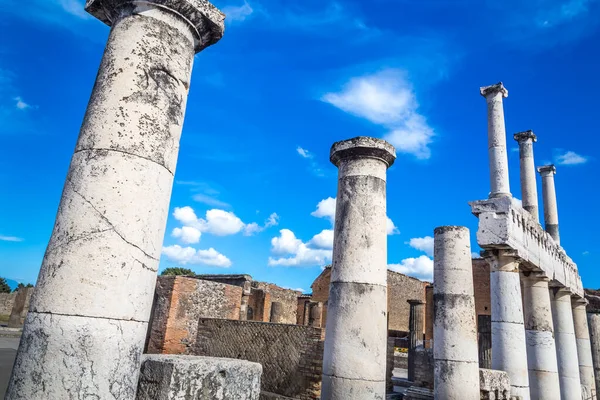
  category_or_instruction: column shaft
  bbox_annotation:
[573,302,596,399]
[514,131,539,222]
[433,226,479,400]
[538,165,560,244]
[321,137,395,400]
[588,312,600,394]
[481,83,511,198]
[487,251,530,399]
[407,300,425,383]
[522,274,560,399]
[7,2,223,399]
[551,288,582,400]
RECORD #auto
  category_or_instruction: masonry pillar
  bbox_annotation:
[551,288,582,400]
[484,249,530,400]
[408,300,425,382]
[521,273,560,399]
[321,136,396,400]
[514,130,539,221]
[309,302,323,328]
[433,226,479,399]
[588,312,600,393]
[538,165,560,245]
[573,299,596,399]
[7,2,224,399]
[270,302,284,323]
[240,282,251,321]
[480,82,511,199]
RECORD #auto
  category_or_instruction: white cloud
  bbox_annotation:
[555,151,588,165]
[583,251,590,256]
[311,197,337,223]
[268,229,332,267]
[192,193,231,208]
[407,236,434,257]
[14,97,30,110]
[297,147,311,158]
[322,69,434,159]
[243,213,279,236]
[387,217,400,235]
[389,255,433,281]
[223,1,253,22]
[171,226,201,244]
[162,245,232,267]
[0,235,23,242]
[309,229,334,249]
[58,0,90,19]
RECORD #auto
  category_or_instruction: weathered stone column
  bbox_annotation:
[7,2,224,399]
[433,226,479,400]
[309,302,323,328]
[514,130,539,222]
[321,136,396,400]
[538,165,560,245]
[270,302,284,323]
[588,311,600,393]
[484,249,530,400]
[521,273,560,399]
[551,287,582,400]
[573,299,596,399]
[480,82,511,199]
[407,300,425,382]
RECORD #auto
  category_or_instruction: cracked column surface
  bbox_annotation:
[514,130,539,222]
[485,249,531,400]
[573,300,596,399]
[522,273,560,399]
[6,1,224,399]
[538,165,560,245]
[480,82,511,199]
[321,137,396,400]
[551,288,582,400]
[587,312,600,393]
[433,226,479,400]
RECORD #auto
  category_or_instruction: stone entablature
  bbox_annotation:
[470,197,583,298]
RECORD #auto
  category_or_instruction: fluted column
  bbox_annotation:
[484,250,530,400]
[480,82,511,199]
[321,137,396,400]
[573,299,596,399]
[514,130,539,222]
[7,2,224,398]
[522,273,560,399]
[551,288,582,399]
[538,165,560,245]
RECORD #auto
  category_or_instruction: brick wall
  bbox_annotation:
[252,282,301,324]
[473,258,491,319]
[413,347,434,389]
[0,292,17,316]
[310,268,331,326]
[146,276,242,354]
[195,318,325,399]
[8,287,33,327]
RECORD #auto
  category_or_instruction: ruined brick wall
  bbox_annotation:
[310,268,331,327]
[8,287,33,327]
[0,292,17,316]
[413,346,434,389]
[424,285,433,348]
[253,282,301,324]
[473,258,491,319]
[146,276,242,354]
[297,296,311,325]
[248,288,271,322]
[195,318,324,399]
[387,271,428,332]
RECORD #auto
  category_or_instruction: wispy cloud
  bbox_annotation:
[297,146,311,158]
[0,235,23,242]
[322,69,434,159]
[14,97,31,110]
[555,150,589,165]
[57,0,91,19]
[296,146,326,177]
[192,193,231,208]
[223,1,254,23]
[407,236,434,257]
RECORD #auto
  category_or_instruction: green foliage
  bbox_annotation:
[0,278,11,294]
[13,283,34,293]
[161,267,196,277]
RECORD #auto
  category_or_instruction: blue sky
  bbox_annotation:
[1,0,599,293]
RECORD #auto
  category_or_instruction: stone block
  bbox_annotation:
[136,354,262,400]
[479,369,510,400]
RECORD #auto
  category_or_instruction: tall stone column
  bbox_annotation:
[551,288,582,400]
[433,226,479,400]
[480,82,511,199]
[573,299,596,399]
[407,300,425,382]
[484,249,530,400]
[521,273,560,399]
[538,165,560,245]
[7,2,224,399]
[514,130,539,222]
[588,312,600,393]
[321,136,396,400]
[270,302,284,323]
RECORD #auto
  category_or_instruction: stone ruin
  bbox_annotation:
[4,0,600,399]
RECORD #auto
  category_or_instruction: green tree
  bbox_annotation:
[161,267,196,277]
[13,283,34,293]
[0,278,11,294]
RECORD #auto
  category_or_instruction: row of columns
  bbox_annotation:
[480,82,596,399]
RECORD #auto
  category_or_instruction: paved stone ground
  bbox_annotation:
[0,336,19,398]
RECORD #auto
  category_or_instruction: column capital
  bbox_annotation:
[330,136,396,168]
[480,82,508,98]
[521,271,550,282]
[407,299,425,306]
[85,0,225,52]
[572,297,588,307]
[514,130,537,143]
[537,164,556,176]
